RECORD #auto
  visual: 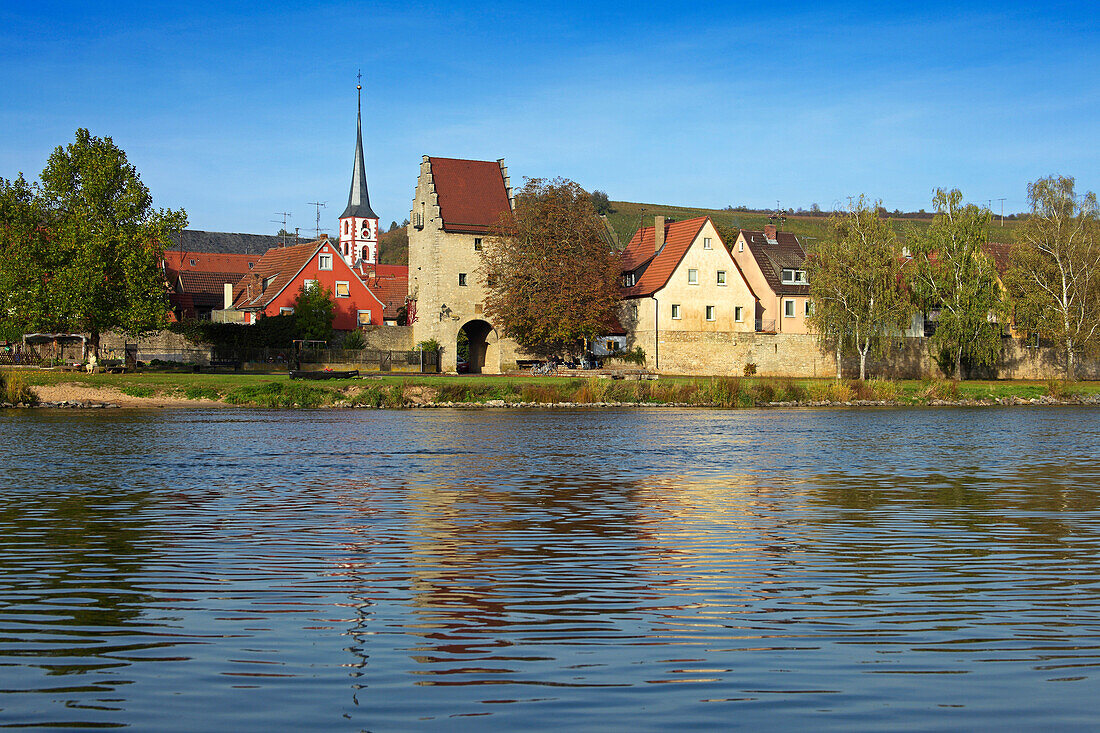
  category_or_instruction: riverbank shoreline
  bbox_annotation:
[4,378,1099,410]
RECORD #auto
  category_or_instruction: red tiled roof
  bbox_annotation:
[429,157,511,234]
[233,240,327,310]
[741,229,808,295]
[164,250,258,274]
[983,242,1014,275]
[177,271,242,295]
[358,264,409,315]
[619,216,710,297]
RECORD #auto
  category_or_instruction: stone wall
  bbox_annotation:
[362,326,414,351]
[646,330,1099,380]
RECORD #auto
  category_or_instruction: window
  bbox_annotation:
[280,307,294,315]
[606,340,620,352]
[671,304,681,319]
[716,270,727,286]
[687,269,698,285]
[703,237,712,250]
[735,306,744,322]
[458,273,467,286]
[630,303,638,319]
[805,300,813,317]
[738,241,744,252]
[304,279,318,291]
[781,269,807,284]
[474,238,483,251]
[784,299,796,317]
[706,305,715,321]
[248,262,255,270]
[622,272,636,287]
[189,259,196,266]
[318,254,333,270]
[357,310,372,326]
[344,221,349,235]
[335,281,350,298]
[262,276,276,292]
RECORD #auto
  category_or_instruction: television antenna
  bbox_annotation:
[272,212,292,246]
[308,201,327,238]
[996,197,1007,227]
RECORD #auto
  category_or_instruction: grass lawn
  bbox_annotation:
[10,368,1097,408]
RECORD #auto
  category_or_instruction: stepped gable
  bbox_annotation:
[170,229,287,255]
[741,229,808,296]
[233,240,327,310]
[619,216,709,297]
[428,157,512,234]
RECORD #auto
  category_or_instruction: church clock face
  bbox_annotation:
[361,219,377,241]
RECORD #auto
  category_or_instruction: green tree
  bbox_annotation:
[480,178,621,356]
[292,284,335,342]
[806,195,914,380]
[590,190,612,215]
[1004,175,1100,379]
[909,189,1006,378]
[0,129,187,361]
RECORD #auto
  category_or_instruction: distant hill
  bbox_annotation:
[604,201,1022,250]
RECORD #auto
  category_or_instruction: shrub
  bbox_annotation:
[1046,379,1075,400]
[119,385,155,398]
[743,362,757,377]
[416,338,441,352]
[0,371,38,404]
[342,331,366,350]
[350,384,405,407]
[608,346,645,366]
[920,378,959,401]
[707,376,744,407]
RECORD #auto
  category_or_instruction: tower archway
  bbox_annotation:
[457,320,499,374]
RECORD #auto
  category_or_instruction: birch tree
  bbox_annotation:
[806,195,913,380]
[909,189,1006,378]
[1004,176,1100,380]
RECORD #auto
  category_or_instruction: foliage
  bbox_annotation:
[806,195,914,380]
[416,338,441,353]
[119,385,155,398]
[342,330,366,350]
[1004,175,1100,379]
[292,284,335,342]
[590,190,613,215]
[743,362,757,376]
[183,386,221,400]
[0,130,187,358]
[378,222,409,265]
[909,189,1006,379]
[0,371,38,404]
[171,314,298,348]
[480,178,622,356]
[607,345,645,365]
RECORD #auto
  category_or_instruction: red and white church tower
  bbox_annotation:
[338,80,379,267]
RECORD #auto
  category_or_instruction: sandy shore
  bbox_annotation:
[34,383,225,408]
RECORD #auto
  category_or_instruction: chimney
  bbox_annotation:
[764,224,777,242]
[223,283,233,310]
[654,216,666,253]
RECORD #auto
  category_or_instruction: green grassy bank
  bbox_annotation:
[9,369,1100,408]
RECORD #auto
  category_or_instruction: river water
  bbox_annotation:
[1,407,1099,730]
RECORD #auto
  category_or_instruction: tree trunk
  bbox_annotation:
[1066,338,1076,381]
[835,342,842,381]
[955,347,963,381]
[858,339,868,381]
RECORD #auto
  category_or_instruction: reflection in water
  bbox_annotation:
[1,407,1100,730]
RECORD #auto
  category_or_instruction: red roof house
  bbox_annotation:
[233,239,384,330]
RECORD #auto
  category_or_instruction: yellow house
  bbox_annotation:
[730,225,812,334]
[618,216,757,368]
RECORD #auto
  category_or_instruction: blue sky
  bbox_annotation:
[1,1,1097,234]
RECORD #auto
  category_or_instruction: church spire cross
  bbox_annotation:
[339,73,379,266]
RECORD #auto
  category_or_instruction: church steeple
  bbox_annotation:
[339,74,380,265]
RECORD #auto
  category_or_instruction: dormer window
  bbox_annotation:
[248,262,255,270]
[189,259,196,266]
[262,276,276,292]
[781,269,807,284]
[622,272,636,288]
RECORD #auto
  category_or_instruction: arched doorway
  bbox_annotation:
[457,320,498,374]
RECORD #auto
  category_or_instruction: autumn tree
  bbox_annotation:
[0,130,187,361]
[909,188,1006,378]
[806,195,914,380]
[1004,175,1100,379]
[480,178,621,356]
